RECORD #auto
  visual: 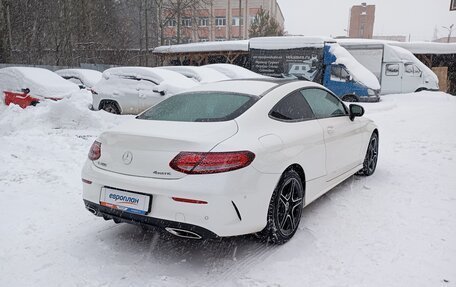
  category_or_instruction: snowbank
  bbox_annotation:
[55,69,103,88]
[0,67,80,98]
[330,44,381,90]
[0,90,125,136]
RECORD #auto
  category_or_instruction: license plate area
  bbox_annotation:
[100,187,151,215]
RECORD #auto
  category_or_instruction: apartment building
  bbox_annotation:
[162,0,284,44]
[348,2,375,39]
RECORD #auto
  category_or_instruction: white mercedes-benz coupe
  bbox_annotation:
[82,79,379,244]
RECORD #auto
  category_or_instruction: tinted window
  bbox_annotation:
[301,89,348,119]
[137,92,257,122]
[269,91,315,121]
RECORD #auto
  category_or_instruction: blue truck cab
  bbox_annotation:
[249,36,380,102]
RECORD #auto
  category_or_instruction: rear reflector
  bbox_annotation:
[169,151,255,174]
[88,141,101,161]
[172,197,208,204]
[82,178,92,184]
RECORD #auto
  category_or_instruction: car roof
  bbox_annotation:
[184,79,322,97]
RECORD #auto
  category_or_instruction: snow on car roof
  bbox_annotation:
[329,44,381,90]
[55,69,102,87]
[185,80,279,96]
[250,36,335,50]
[160,66,230,83]
[100,66,199,95]
[0,67,80,98]
[204,64,269,79]
[153,40,249,54]
[390,42,456,55]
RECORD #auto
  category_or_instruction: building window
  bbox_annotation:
[215,17,226,26]
[167,19,177,27]
[232,17,243,26]
[215,38,226,42]
[182,38,192,44]
[181,17,192,27]
[199,38,209,42]
[199,17,209,27]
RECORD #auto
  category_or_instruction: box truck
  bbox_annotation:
[249,36,381,102]
[338,40,439,95]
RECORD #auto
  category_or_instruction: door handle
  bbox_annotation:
[327,126,335,135]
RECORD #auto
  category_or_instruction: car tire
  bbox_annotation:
[258,169,304,244]
[342,94,359,102]
[101,101,120,114]
[357,132,379,176]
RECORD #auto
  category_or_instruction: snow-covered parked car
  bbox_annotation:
[205,63,270,79]
[91,67,199,115]
[0,67,80,108]
[55,68,102,89]
[82,79,379,244]
[160,66,230,83]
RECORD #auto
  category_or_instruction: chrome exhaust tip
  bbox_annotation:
[86,206,98,216]
[165,227,202,240]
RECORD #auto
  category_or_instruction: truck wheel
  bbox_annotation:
[100,101,120,114]
[342,95,359,102]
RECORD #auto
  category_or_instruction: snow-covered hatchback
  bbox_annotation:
[82,79,379,244]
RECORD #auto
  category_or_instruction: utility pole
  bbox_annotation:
[239,0,242,39]
[145,0,149,66]
[442,24,454,43]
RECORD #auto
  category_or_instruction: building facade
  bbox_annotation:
[162,0,284,44]
[348,3,375,39]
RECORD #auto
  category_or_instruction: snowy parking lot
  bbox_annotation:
[1,91,455,287]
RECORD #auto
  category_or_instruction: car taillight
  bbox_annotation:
[169,151,255,174]
[88,141,101,161]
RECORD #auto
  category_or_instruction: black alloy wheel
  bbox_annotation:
[259,170,304,244]
[358,132,379,176]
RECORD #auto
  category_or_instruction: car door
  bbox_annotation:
[137,79,164,113]
[267,90,326,201]
[381,63,402,94]
[301,88,364,181]
[402,63,423,93]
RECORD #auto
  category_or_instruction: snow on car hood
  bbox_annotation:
[0,67,80,98]
[101,67,198,95]
[329,44,381,90]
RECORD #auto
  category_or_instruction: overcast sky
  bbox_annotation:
[276,0,456,41]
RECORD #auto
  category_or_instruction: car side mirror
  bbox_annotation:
[349,104,364,121]
[153,89,166,96]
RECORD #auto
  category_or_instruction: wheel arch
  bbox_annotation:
[283,164,306,201]
[99,99,122,114]
[342,94,359,102]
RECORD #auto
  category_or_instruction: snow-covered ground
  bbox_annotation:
[0,91,455,287]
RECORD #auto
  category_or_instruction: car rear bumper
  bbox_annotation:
[82,160,280,238]
[84,200,218,239]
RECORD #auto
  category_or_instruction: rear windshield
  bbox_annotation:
[137,92,258,122]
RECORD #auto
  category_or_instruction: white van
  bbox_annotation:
[338,40,439,95]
